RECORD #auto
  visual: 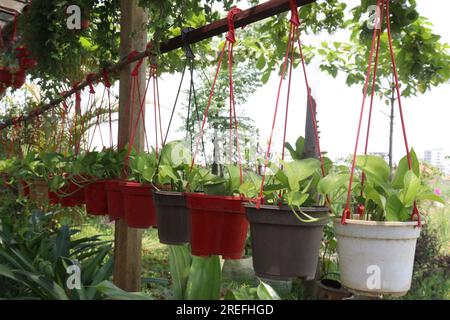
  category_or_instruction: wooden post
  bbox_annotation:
[113,0,148,292]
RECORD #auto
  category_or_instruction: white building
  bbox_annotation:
[424,148,449,174]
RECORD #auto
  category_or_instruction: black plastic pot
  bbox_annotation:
[245,203,329,280]
[153,191,190,245]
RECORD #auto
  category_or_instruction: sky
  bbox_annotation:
[144,0,449,165]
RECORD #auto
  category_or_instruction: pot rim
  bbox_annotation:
[153,190,184,197]
[185,192,243,201]
[333,218,424,227]
[244,202,329,213]
[119,181,152,188]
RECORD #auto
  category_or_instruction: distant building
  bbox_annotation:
[424,148,449,174]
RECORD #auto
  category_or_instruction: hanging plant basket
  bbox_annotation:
[186,193,248,259]
[29,179,50,204]
[48,191,60,205]
[0,67,12,87]
[245,203,328,280]
[12,70,26,89]
[120,181,157,228]
[105,179,125,221]
[333,219,421,297]
[58,178,85,207]
[153,191,190,245]
[84,180,108,216]
[18,180,31,198]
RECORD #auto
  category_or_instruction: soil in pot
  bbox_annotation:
[333,218,421,297]
[84,180,108,216]
[315,278,352,300]
[120,181,157,228]
[186,193,248,259]
[153,191,190,245]
[245,203,329,280]
[105,179,125,221]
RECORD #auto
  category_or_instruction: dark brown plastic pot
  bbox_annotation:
[153,191,190,245]
[245,203,329,280]
[315,278,352,300]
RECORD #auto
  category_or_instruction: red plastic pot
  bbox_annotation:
[185,193,248,259]
[0,68,12,87]
[84,180,108,216]
[18,181,31,198]
[59,180,85,207]
[120,182,157,228]
[12,70,26,89]
[15,46,30,59]
[48,191,60,205]
[19,57,37,70]
[105,179,124,220]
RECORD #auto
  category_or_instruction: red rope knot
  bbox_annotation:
[341,207,351,224]
[102,69,111,88]
[127,51,144,77]
[288,0,300,26]
[86,73,96,94]
[226,7,242,43]
[150,64,158,77]
[411,203,421,228]
[72,82,82,102]
[357,203,365,216]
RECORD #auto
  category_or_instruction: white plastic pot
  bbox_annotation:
[334,218,421,297]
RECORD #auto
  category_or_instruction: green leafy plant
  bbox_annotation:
[224,281,281,300]
[0,202,113,299]
[318,150,445,221]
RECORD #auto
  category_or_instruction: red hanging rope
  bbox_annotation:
[102,69,114,148]
[256,0,326,209]
[341,0,420,227]
[189,7,244,180]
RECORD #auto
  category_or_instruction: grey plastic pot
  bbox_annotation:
[153,191,190,245]
[245,203,329,280]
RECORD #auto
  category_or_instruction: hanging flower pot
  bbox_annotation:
[84,180,108,216]
[153,191,190,245]
[120,181,157,228]
[58,178,85,207]
[105,179,125,221]
[12,70,26,89]
[29,179,50,204]
[48,191,60,205]
[0,67,12,87]
[18,180,31,198]
[186,193,248,259]
[19,57,38,70]
[15,46,30,59]
[245,203,329,280]
[333,219,421,297]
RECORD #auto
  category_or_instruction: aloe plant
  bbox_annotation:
[168,244,221,300]
[317,149,445,222]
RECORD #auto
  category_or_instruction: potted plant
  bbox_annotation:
[120,150,157,228]
[318,150,445,297]
[184,164,251,259]
[152,141,191,245]
[75,149,125,216]
[243,136,330,280]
